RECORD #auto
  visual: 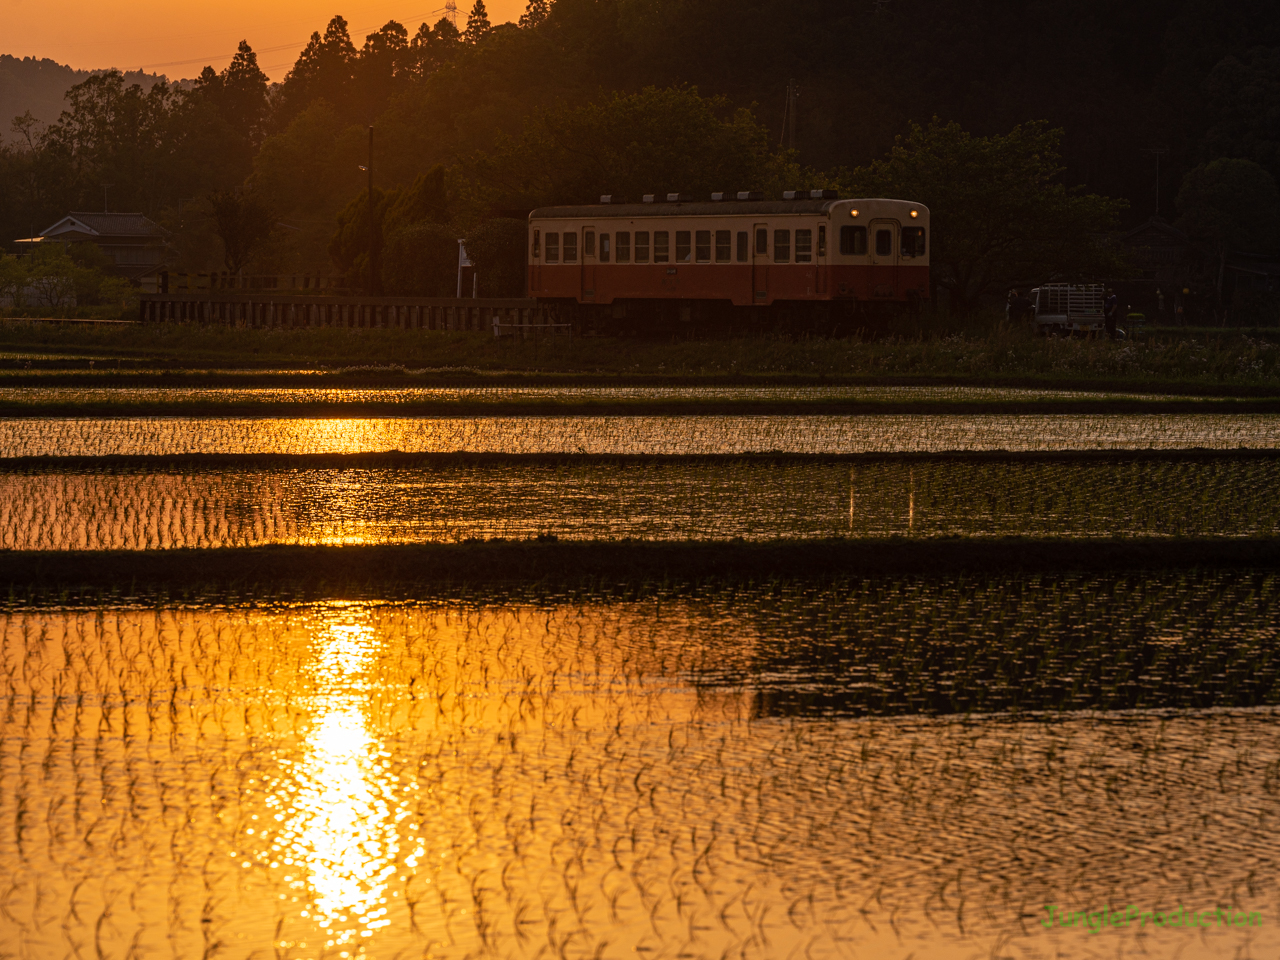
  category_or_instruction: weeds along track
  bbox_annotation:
[3,591,1280,960]
[1,452,1279,549]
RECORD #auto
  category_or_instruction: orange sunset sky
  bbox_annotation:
[3,0,529,80]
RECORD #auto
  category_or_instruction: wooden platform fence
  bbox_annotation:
[139,294,571,338]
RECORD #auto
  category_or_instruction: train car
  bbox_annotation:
[527,191,929,329]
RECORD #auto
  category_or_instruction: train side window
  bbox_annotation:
[716,230,731,262]
[675,231,691,262]
[654,231,670,263]
[901,227,926,258]
[532,229,540,258]
[564,231,578,262]
[635,231,650,263]
[546,232,560,263]
[817,225,826,257]
[875,229,891,256]
[795,229,812,262]
[696,230,711,262]
[773,229,790,262]
[617,231,631,262]
[839,225,866,256]
[584,230,595,258]
[755,228,768,255]
[600,233,610,262]
[737,232,749,261]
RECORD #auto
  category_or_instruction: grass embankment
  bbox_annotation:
[4,319,1280,395]
[7,538,1280,597]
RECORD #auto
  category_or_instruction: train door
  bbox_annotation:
[752,223,769,304]
[868,219,898,298]
[582,227,597,301]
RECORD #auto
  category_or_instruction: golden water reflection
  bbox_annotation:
[1,594,1278,959]
[273,616,415,952]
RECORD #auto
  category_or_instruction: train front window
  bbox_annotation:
[773,229,790,262]
[654,231,670,263]
[755,228,768,255]
[901,227,926,258]
[737,232,749,261]
[675,231,691,262]
[532,229,540,258]
[545,232,560,262]
[795,229,812,262]
[617,231,631,262]
[635,231,650,262]
[600,233,610,262]
[583,230,595,258]
[839,225,866,256]
[875,229,891,257]
[564,231,578,262]
[716,230,731,262]
[696,230,711,262]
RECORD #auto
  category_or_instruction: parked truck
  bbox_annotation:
[1028,283,1107,337]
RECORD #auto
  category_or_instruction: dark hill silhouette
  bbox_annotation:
[0,55,175,142]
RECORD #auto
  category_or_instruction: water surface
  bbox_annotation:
[2,413,1277,457]
[2,456,1276,549]
[1,581,1277,960]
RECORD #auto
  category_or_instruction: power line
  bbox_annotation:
[124,6,450,72]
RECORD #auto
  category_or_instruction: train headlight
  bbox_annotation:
[909,210,918,218]
[850,209,859,218]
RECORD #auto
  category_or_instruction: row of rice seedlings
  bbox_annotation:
[2,582,1280,958]
[1,413,1278,458]
[0,384,1177,407]
[1,457,1278,550]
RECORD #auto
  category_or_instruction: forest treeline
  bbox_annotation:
[0,0,1277,305]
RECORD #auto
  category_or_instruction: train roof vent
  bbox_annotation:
[666,192,694,202]
[600,194,620,204]
[710,192,727,201]
[783,190,806,200]
[736,191,764,201]
[642,194,656,203]
[809,189,838,199]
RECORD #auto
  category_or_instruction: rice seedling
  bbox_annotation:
[0,582,1278,959]
[1,413,1279,459]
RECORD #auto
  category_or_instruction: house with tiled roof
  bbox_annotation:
[16,212,171,283]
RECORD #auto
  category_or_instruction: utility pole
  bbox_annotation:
[102,184,112,213]
[366,126,377,295]
[780,80,799,153]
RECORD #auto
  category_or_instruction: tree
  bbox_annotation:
[464,0,492,44]
[357,21,412,118]
[275,16,358,124]
[468,86,796,213]
[329,186,388,290]
[194,41,270,142]
[1202,49,1280,183]
[1176,157,1280,255]
[518,0,551,28]
[382,166,452,236]
[209,189,276,274]
[383,222,458,295]
[465,218,527,296]
[845,119,1127,313]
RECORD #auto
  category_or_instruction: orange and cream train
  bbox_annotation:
[527,191,929,329]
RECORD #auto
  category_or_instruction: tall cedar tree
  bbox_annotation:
[464,1,492,44]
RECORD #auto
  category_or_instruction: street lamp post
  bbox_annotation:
[359,127,377,294]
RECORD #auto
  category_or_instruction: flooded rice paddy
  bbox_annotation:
[2,413,1279,457]
[2,582,1280,960]
[1,455,1277,549]
[0,383,1209,406]
[3,383,1278,959]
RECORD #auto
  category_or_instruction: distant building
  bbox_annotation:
[15,212,170,285]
